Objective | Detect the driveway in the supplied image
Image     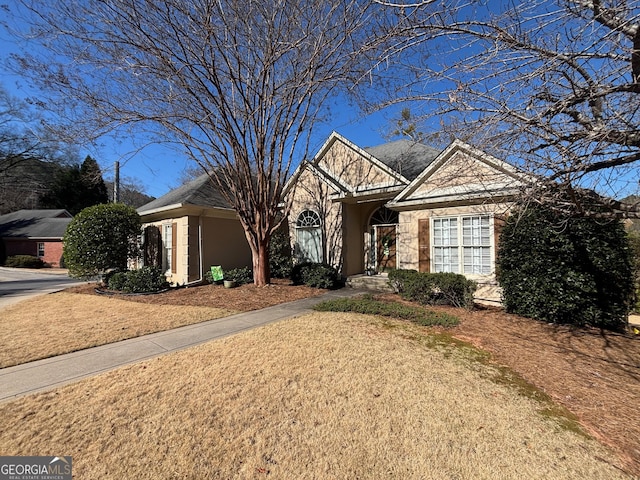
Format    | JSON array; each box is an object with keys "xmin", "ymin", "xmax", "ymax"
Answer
[{"xmin": 0, "ymin": 267, "xmax": 86, "ymax": 309}]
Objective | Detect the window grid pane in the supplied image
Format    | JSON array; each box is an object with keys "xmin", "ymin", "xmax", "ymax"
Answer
[
  {"xmin": 296, "ymin": 228, "xmax": 322, "ymax": 263},
  {"xmin": 463, "ymin": 246, "xmax": 491, "ymax": 274},
  {"xmin": 433, "ymin": 246, "xmax": 459, "ymax": 273},
  {"xmin": 433, "ymin": 218, "xmax": 458, "ymax": 247},
  {"xmin": 163, "ymin": 224, "xmax": 172, "ymax": 272},
  {"xmin": 434, "ymin": 215, "xmax": 491, "ymax": 275}
]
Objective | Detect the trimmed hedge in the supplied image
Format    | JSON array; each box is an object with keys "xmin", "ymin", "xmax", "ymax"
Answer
[
  {"xmin": 314, "ymin": 294, "xmax": 460, "ymax": 327},
  {"xmin": 63, "ymin": 203, "xmax": 141, "ymax": 279},
  {"xmin": 4, "ymin": 255, "xmax": 45, "ymax": 268},
  {"xmin": 388, "ymin": 269, "xmax": 476, "ymax": 308},
  {"xmin": 496, "ymin": 203, "xmax": 634, "ymax": 330},
  {"xmin": 225, "ymin": 266, "xmax": 253, "ymax": 285},
  {"xmin": 291, "ymin": 262, "xmax": 342, "ymax": 289},
  {"xmin": 107, "ymin": 266, "xmax": 169, "ymax": 293},
  {"xmin": 205, "ymin": 266, "xmax": 253, "ymax": 285}
]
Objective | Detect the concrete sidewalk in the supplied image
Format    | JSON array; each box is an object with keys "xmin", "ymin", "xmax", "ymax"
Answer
[{"xmin": 0, "ymin": 288, "xmax": 365, "ymax": 403}]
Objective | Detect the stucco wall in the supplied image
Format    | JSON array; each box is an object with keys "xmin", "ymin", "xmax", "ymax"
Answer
[
  {"xmin": 317, "ymin": 140, "xmax": 399, "ymax": 191},
  {"xmin": 142, "ymin": 214, "xmax": 252, "ymax": 285},
  {"xmin": 201, "ymin": 216, "xmax": 252, "ymax": 273},
  {"xmin": 341, "ymin": 203, "xmax": 365, "ymax": 276}
]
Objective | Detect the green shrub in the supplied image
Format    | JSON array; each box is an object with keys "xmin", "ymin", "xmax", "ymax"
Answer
[
  {"xmin": 629, "ymin": 231, "xmax": 640, "ymax": 313},
  {"xmin": 63, "ymin": 203, "xmax": 141, "ymax": 279},
  {"xmin": 387, "ymin": 269, "xmax": 418, "ymax": 294},
  {"xmin": 107, "ymin": 266, "xmax": 169, "ymax": 293},
  {"xmin": 496, "ymin": 203, "xmax": 634, "ymax": 330},
  {"xmin": 313, "ymin": 294, "xmax": 459, "ymax": 327},
  {"xmin": 269, "ymin": 229, "xmax": 293, "ymax": 278},
  {"xmin": 388, "ymin": 269, "xmax": 476, "ymax": 308},
  {"xmin": 224, "ymin": 266, "xmax": 253, "ymax": 285},
  {"xmin": 107, "ymin": 271, "xmax": 128, "ymax": 291},
  {"xmin": 4, "ymin": 255, "xmax": 45, "ymax": 268},
  {"xmin": 291, "ymin": 262, "xmax": 342, "ymax": 289}
]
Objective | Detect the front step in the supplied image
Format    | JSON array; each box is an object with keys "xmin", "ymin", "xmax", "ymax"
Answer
[{"xmin": 346, "ymin": 273, "xmax": 394, "ymax": 292}]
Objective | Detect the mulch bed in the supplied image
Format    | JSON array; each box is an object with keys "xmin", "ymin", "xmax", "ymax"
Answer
[
  {"xmin": 65, "ymin": 278, "xmax": 326, "ymax": 310},
  {"xmin": 432, "ymin": 303, "xmax": 640, "ymax": 477},
  {"xmin": 65, "ymin": 282, "xmax": 640, "ymax": 476}
]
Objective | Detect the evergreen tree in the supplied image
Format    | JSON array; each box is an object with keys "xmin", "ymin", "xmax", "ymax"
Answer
[
  {"xmin": 80, "ymin": 155, "xmax": 108, "ymax": 207},
  {"xmin": 41, "ymin": 155, "xmax": 108, "ymax": 214}
]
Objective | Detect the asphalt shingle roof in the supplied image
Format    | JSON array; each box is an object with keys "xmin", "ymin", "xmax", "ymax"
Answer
[
  {"xmin": 137, "ymin": 174, "xmax": 232, "ymax": 213},
  {"xmin": 0, "ymin": 209, "xmax": 72, "ymax": 238},
  {"xmin": 364, "ymin": 139, "xmax": 442, "ymax": 181}
]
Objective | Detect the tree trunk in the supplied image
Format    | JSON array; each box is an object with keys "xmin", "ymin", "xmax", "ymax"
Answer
[{"xmin": 250, "ymin": 239, "xmax": 270, "ymax": 287}]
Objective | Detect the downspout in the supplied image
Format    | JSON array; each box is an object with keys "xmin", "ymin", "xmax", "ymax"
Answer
[{"xmin": 185, "ymin": 214, "xmax": 205, "ymax": 286}]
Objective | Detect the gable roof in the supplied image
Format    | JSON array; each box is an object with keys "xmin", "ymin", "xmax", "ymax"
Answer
[
  {"xmin": 0, "ymin": 209, "xmax": 72, "ymax": 239},
  {"xmin": 283, "ymin": 132, "xmax": 410, "ymax": 200},
  {"xmin": 285, "ymin": 132, "xmax": 443, "ymax": 203},
  {"xmin": 364, "ymin": 139, "xmax": 441, "ymax": 181},
  {"xmin": 137, "ymin": 174, "xmax": 232, "ymax": 215},
  {"xmin": 314, "ymin": 132, "xmax": 411, "ymax": 184},
  {"xmin": 388, "ymin": 139, "xmax": 527, "ymax": 209}
]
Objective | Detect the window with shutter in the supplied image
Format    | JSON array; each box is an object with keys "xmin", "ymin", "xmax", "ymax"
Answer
[{"xmin": 431, "ymin": 215, "xmax": 493, "ymax": 275}]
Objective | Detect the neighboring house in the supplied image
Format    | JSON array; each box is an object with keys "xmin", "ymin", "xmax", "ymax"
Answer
[
  {"xmin": 137, "ymin": 174, "xmax": 252, "ymax": 285},
  {"xmin": 283, "ymin": 132, "xmax": 527, "ymax": 302},
  {"xmin": 0, "ymin": 209, "xmax": 73, "ymax": 267}
]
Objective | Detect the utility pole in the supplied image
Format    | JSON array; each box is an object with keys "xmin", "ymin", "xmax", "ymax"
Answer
[{"xmin": 113, "ymin": 160, "xmax": 120, "ymax": 203}]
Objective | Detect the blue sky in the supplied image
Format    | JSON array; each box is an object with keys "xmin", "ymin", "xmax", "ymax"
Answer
[{"xmin": 0, "ymin": 12, "xmax": 399, "ymax": 199}]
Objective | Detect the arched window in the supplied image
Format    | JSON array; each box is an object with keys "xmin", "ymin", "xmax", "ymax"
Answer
[
  {"xmin": 370, "ymin": 206, "xmax": 399, "ymax": 226},
  {"xmin": 297, "ymin": 210, "xmax": 321, "ymax": 228},
  {"xmin": 295, "ymin": 209, "xmax": 322, "ymax": 263}
]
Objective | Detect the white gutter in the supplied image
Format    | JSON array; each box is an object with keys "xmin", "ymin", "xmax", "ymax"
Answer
[{"xmin": 185, "ymin": 214, "xmax": 205, "ymax": 287}]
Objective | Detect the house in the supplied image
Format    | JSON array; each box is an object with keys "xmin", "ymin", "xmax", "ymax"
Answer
[
  {"xmin": 137, "ymin": 174, "xmax": 252, "ymax": 285},
  {"xmin": 0, "ymin": 209, "xmax": 73, "ymax": 267},
  {"xmin": 283, "ymin": 132, "xmax": 527, "ymax": 302}
]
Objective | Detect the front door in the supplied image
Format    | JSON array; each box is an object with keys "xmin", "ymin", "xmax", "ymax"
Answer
[{"xmin": 376, "ymin": 225, "xmax": 397, "ymax": 272}]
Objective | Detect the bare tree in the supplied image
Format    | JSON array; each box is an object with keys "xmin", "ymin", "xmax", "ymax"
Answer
[
  {"xmin": 5, "ymin": 0, "xmax": 397, "ymax": 285},
  {"xmin": 369, "ymin": 0, "xmax": 640, "ymax": 217},
  {"xmin": 0, "ymin": 84, "xmax": 79, "ymax": 212},
  {"xmin": 0, "ymin": 85, "xmax": 49, "ymax": 175}
]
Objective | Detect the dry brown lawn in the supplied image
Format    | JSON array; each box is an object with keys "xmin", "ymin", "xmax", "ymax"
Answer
[
  {"xmin": 419, "ymin": 301, "xmax": 640, "ymax": 478},
  {"xmin": 0, "ymin": 292, "xmax": 233, "ymax": 368},
  {"xmin": 0, "ymin": 280, "xmax": 324, "ymax": 368},
  {"xmin": 0, "ymin": 312, "xmax": 631, "ymax": 479},
  {"xmin": 0, "ymin": 285, "xmax": 640, "ymax": 478}
]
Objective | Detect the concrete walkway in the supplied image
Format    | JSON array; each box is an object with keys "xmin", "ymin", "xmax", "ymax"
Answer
[{"xmin": 0, "ymin": 288, "xmax": 365, "ymax": 403}]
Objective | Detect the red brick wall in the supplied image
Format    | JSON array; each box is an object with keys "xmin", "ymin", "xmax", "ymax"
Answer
[
  {"xmin": 4, "ymin": 239, "xmax": 65, "ymax": 267},
  {"xmin": 42, "ymin": 241, "xmax": 64, "ymax": 267}
]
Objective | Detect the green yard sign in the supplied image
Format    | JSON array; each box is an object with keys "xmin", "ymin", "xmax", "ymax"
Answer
[{"xmin": 210, "ymin": 265, "xmax": 224, "ymax": 281}]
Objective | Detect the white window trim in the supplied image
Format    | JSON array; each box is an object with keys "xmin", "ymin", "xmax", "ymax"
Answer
[
  {"xmin": 295, "ymin": 209, "xmax": 322, "ymax": 263},
  {"xmin": 162, "ymin": 223, "xmax": 173, "ymax": 275},
  {"xmin": 431, "ymin": 214, "xmax": 494, "ymax": 278},
  {"xmin": 37, "ymin": 242, "xmax": 45, "ymax": 258}
]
